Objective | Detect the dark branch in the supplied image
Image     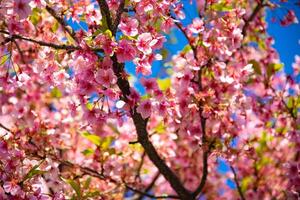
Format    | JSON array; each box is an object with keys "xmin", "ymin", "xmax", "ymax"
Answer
[
  {"xmin": 125, "ymin": 184, "xmax": 180, "ymax": 199},
  {"xmin": 135, "ymin": 151, "xmax": 146, "ymax": 180},
  {"xmin": 242, "ymin": 1, "xmax": 266, "ymax": 36},
  {"xmin": 0, "ymin": 30, "xmax": 80, "ymax": 50},
  {"xmin": 192, "ymin": 140, "xmax": 214, "ymax": 197},
  {"xmin": 0, "ymin": 123, "xmax": 12, "ymax": 133},
  {"xmin": 0, "ymin": 30, "xmax": 103, "ymax": 53},
  {"xmin": 97, "ymin": 0, "xmax": 113, "ymax": 30},
  {"xmin": 113, "ymin": 0, "xmax": 125, "ymax": 35},
  {"xmin": 95, "ymin": 1, "xmax": 193, "ymax": 198},
  {"xmin": 12, "ymin": 40, "xmax": 26, "ymax": 64},
  {"xmin": 136, "ymin": 172, "xmax": 160, "ymax": 200},
  {"xmin": 45, "ymin": 5, "xmax": 78, "ymax": 43},
  {"xmin": 230, "ymin": 166, "xmax": 246, "ymax": 200}
]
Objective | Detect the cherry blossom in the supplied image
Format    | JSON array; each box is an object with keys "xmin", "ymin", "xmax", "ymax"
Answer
[
  {"xmin": 13, "ymin": 0, "xmax": 31, "ymax": 19},
  {"xmin": 0, "ymin": 0, "xmax": 299, "ymax": 199}
]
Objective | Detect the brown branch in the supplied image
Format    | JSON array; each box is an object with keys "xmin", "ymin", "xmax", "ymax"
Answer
[
  {"xmin": 125, "ymin": 184, "xmax": 180, "ymax": 199},
  {"xmin": 0, "ymin": 30, "xmax": 80, "ymax": 50},
  {"xmin": 135, "ymin": 151, "xmax": 146, "ymax": 180},
  {"xmin": 173, "ymin": 19, "xmax": 198, "ymax": 58},
  {"xmin": 192, "ymin": 140, "xmax": 214, "ymax": 198},
  {"xmin": 32, "ymin": 152, "xmax": 119, "ymax": 185},
  {"xmin": 45, "ymin": 5, "xmax": 78, "ymax": 43},
  {"xmin": 113, "ymin": 0, "xmax": 125, "ymax": 35},
  {"xmin": 95, "ymin": 2, "xmax": 193, "ymax": 198},
  {"xmin": 242, "ymin": 1, "xmax": 266, "ymax": 37},
  {"xmin": 0, "ymin": 123, "xmax": 12, "ymax": 133},
  {"xmin": 97, "ymin": 0, "xmax": 113, "ymax": 30},
  {"xmin": 0, "ymin": 30, "xmax": 103, "ymax": 53},
  {"xmin": 12, "ymin": 40, "xmax": 26, "ymax": 64},
  {"xmin": 136, "ymin": 172, "xmax": 160, "ymax": 200},
  {"xmin": 230, "ymin": 166, "xmax": 246, "ymax": 200}
]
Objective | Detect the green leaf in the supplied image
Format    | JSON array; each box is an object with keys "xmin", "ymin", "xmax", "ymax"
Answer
[
  {"xmin": 287, "ymin": 97, "xmax": 294, "ymax": 109},
  {"xmin": 182, "ymin": 45, "xmax": 192, "ymax": 53},
  {"xmin": 241, "ymin": 176, "xmax": 253, "ymax": 192},
  {"xmin": 66, "ymin": 33, "xmax": 76, "ymax": 45},
  {"xmin": 267, "ymin": 63, "xmax": 284, "ymax": 78},
  {"xmin": 51, "ymin": 21, "xmax": 59, "ymax": 32},
  {"xmin": 82, "ymin": 131, "xmax": 101, "ymax": 146},
  {"xmin": 83, "ymin": 177, "xmax": 92, "ymax": 189},
  {"xmin": 84, "ymin": 191, "xmax": 101, "ymax": 198},
  {"xmin": 160, "ymin": 48, "xmax": 168, "ymax": 60},
  {"xmin": 100, "ymin": 136, "xmax": 114, "ymax": 150},
  {"xmin": 211, "ymin": 1, "xmax": 233, "ymax": 11},
  {"xmin": 86, "ymin": 102, "xmax": 93, "ymax": 111},
  {"xmin": 100, "ymin": 15, "xmax": 108, "ymax": 31},
  {"xmin": 92, "ymin": 29, "xmax": 102, "ymax": 38},
  {"xmin": 157, "ymin": 78, "xmax": 171, "ymax": 91},
  {"xmin": 104, "ymin": 29, "xmax": 112, "ymax": 38},
  {"xmin": 249, "ymin": 60, "xmax": 261, "ymax": 75},
  {"xmin": 29, "ymin": 8, "xmax": 41, "ymax": 26},
  {"xmin": 51, "ymin": 87, "xmax": 62, "ymax": 98},
  {"xmin": 64, "ymin": 179, "xmax": 82, "ymax": 199},
  {"xmin": 107, "ymin": 148, "xmax": 116, "ymax": 155},
  {"xmin": 0, "ymin": 54, "xmax": 10, "ymax": 66},
  {"xmin": 23, "ymin": 161, "xmax": 46, "ymax": 182},
  {"xmin": 81, "ymin": 148, "xmax": 94, "ymax": 156},
  {"xmin": 154, "ymin": 122, "xmax": 166, "ymax": 134}
]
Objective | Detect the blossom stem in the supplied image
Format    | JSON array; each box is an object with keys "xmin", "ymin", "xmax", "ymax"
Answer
[{"xmin": 230, "ymin": 166, "xmax": 246, "ymax": 200}]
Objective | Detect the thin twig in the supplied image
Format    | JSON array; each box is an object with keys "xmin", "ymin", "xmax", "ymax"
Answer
[
  {"xmin": 113, "ymin": 0, "xmax": 125, "ymax": 35},
  {"xmin": 230, "ymin": 166, "xmax": 246, "ymax": 200},
  {"xmin": 125, "ymin": 184, "xmax": 180, "ymax": 199},
  {"xmin": 45, "ymin": 5, "xmax": 78, "ymax": 43},
  {"xmin": 136, "ymin": 172, "xmax": 160, "ymax": 200},
  {"xmin": 0, "ymin": 30, "xmax": 103, "ymax": 52},
  {"xmin": 135, "ymin": 151, "xmax": 146, "ymax": 180},
  {"xmin": 0, "ymin": 123, "xmax": 12, "ymax": 133}
]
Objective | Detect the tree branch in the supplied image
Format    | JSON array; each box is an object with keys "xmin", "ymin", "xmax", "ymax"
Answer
[
  {"xmin": 113, "ymin": 0, "xmax": 125, "ymax": 35},
  {"xmin": 45, "ymin": 5, "xmax": 78, "ymax": 43},
  {"xmin": 230, "ymin": 166, "xmax": 246, "ymax": 200},
  {"xmin": 0, "ymin": 30, "xmax": 103, "ymax": 52},
  {"xmin": 0, "ymin": 123, "xmax": 12, "ymax": 133},
  {"xmin": 0, "ymin": 30, "xmax": 80, "ymax": 50},
  {"xmin": 192, "ymin": 140, "xmax": 214, "ymax": 198},
  {"xmin": 136, "ymin": 172, "xmax": 160, "ymax": 200},
  {"xmin": 125, "ymin": 184, "xmax": 180, "ymax": 199},
  {"xmin": 242, "ymin": 1, "xmax": 266, "ymax": 37},
  {"xmin": 95, "ymin": 1, "xmax": 193, "ymax": 198},
  {"xmin": 12, "ymin": 40, "xmax": 26, "ymax": 64},
  {"xmin": 97, "ymin": 0, "xmax": 113, "ymax": 30},
  {"xmin": 135, "ymin": 151, "xmax": 146, "ymax": 180}
]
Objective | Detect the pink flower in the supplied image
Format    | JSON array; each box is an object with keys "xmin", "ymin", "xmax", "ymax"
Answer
[
  {"xmin": 156, "ymin": 101, "xmax": 168, "ymax": 116},
  {"xmin": 140, "ymin": 77, "xmax": 158, "ymax": 93},
  {"xmin": 134, "ymin": 54, "xmax": 156, "ymax": 75},
  {"xmin": 3, "ymin": 181, "xmax": 22, "ymax": 196},
  {"xmin": 95, "ymin": 69, "xmax": 116, "ymax": 88},
  {"xmin": 116, "ymin": 40, "xmax": 136, "ymax": 62},
  {"xmin": 137, "ymin": 100, "xmax": 152, "ymax": 119},
  {"xmin": 128, "ymin": 88, "xmax": 140, "ymax": 107},
  {"xmin": 280, "ymin": 10, "xmax": 298, "ymax": 26},
  {"xmin": 13, "ymin": 0, "xmax": 31, "ymax": 19},
  {"xmin": 119, "ymin": 17, "xmax": 139, "ymax": 37},
  {"xmin": 161, "ymin": 17, "xmax": 174, "ymax": 33},
  {"xmin": 102, "ymin": 56, "xmax": 113, "ymax": 70},
  {"xmin": 189, "ymin": 18, "xmax": 204, "ymax": 34},
  {"xmin": 7, "ymin": 17, "xmax": 23, "ymax": 34},
  {"xmin": 136, "ymin": 33, "xmax": 157, "ymax": 55},
  {"xmin": 95, "ymin": 35, "xmax": 117, "ymax": 56}
]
